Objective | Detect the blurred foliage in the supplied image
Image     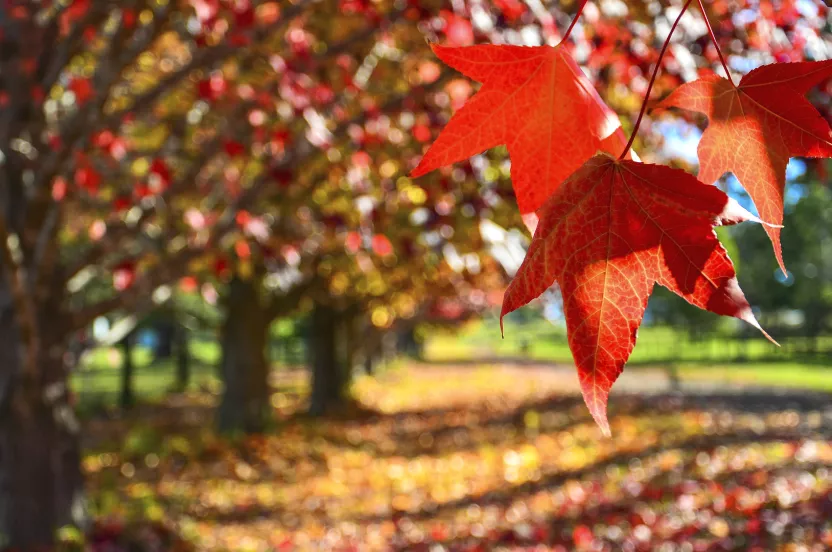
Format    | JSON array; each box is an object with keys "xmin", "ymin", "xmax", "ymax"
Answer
[{"xmin": 732, "ymin": 177, "xmax": 832, "ymax": 342}]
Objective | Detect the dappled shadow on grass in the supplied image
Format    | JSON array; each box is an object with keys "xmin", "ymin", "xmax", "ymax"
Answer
[{"xmin": 82, "ymin": 364, "xmax": 832, "ymax": 551}]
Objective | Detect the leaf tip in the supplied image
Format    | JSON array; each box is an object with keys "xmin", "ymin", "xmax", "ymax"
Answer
[
  {"xmin": 741, "ymin": 308, "xmax": 779, "ymax": 347},
  {"xmin": 759, "ymin": 220, "xmax": 784, "ymax": 229},
  {"xmin": 651, "ymin": 96, "xmax": 672, "ymax": 112},
  {"xmin": 770, "ymin": 238, "xmax": 788, "ymax": 280},
  {"xmin": 521, "ymin": 212, "xmax": 539, "ymax": 235},
  {"xmin": 426, "ymin": 41, "xmax": 444, "ymax": 56},
  {"xmin": 760, "ymin": 327, "xmax": 780, "ymax": 347},
  {"xmin": 581, "ymin": 384, "xmax": 613, "ymax": 437},
  {"xmin": 410, "ymin": 163, "xmax": 429, "ymax": 179},
  {"xmin": 776, "ymin": 256, "xmax": 788, "ymax": 280},
  {"xmin": 593, "ymin": 411, "xmax": 612, "ymax": 438}
]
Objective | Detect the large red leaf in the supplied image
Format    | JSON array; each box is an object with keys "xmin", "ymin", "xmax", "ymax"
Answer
[
  {"xmin": 501, "ymin": 154, "xmax": 771, "ymax": 435},
  {"xmin": 655, "ymin": 60, "xmax": 832, "ymax": 273},
  {"xmin": 411, "ymin": 44, "xmax": 628, "ymax": 216}
]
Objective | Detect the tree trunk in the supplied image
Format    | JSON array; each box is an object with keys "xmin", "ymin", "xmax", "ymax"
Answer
[
  {"xmin": 381, "ymin": 331, "xmax": 398, "ymax": 365},
  {"xmin": 217, "ymin": 277, "xmax": 271, "ymax": 434},
  {"xmin": 398, "ymin": 326, "xmax": 423, "ymax": 360},
  {"xmin": 363, "ymin": 354, "xmax": 374, "ymax": 376},
  {"xmin": 361, "ymin": 326, "xmax": 383, "ymax": 376},
  {"xmin": 0, "ymin": 311, "xmax": 86, "ymax": 550},
  {"xmin": 153, "ymin": 319, "xmax": 174, "ymax": 360},
  {"xmin": 174, "ymin": 324, "xmax": 190, "ymax": 393},
  {"xmin": 119, "ymin": 334, "xmax": 135, "ymax": 409},
  {"xmin": 308, "ymin": 304, "xmax": 350, "ymax": 416}
]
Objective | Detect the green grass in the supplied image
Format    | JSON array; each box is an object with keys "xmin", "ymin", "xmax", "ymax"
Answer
[
  {"xmin": 423, "ymin": 317, "xmax": 832, "ymax": 392},
  {"xmin": 70, "ymin": 318, "xmax": 831, "ymax": 413},
  {"xmin": 677, "ymin": 362, "xmax": 832, "ymax": 392},
  {"xmin": 426, "ymin": 317, "xmax": 796, "ymax": 365},
  {"xmin": 72, "ymin": 339, "xmax": 222, "ymax": 409}
]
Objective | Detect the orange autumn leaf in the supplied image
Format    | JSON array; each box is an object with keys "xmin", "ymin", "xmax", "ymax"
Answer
[
  {"xmin": 655, "ymin": 60, "xmax": 832, "ymax": 273},
  {"xmin": 501, "ymin": 154, "xmax": 773, "ymax": 435},
  {"xmin": 411, "ymin": 43, "xmax": 629, "ymax": 216}
]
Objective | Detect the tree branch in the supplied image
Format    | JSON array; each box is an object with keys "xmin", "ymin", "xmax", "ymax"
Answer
[
  {"xmin": 0, "ymin": 215, "xmax": 41, "ymax": 382},
  {"xmin": 265, "ymin": 276, "xmax": 319, "ymax": 321},
  {"xmin": 69, "ymin": 246, "xmax": 204, "ymax": 332},
  {"xmin": 60, "ymin": 98, "xmax": 256, "ymax": 283},
  {"xmin": 39, "ymin": 1, "xmax": 116, "ymax": 92}
]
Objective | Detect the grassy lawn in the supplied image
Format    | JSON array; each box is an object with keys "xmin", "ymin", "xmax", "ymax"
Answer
[
  {"xmin": 677, "ymin": 361, "xmax": 832, "ymax": 392},
  {"xmin": 424, "ymin": 317, "xmax": 832, "ymax": 392},
  {"xmin": 71, "ymin": 317, "xmax": 831, "ymax": 414},
  {"xmin": 426, "ymin": 317, "xmax": 787, "ymax": 364},
  {"xmin": 72, "ymin": 339, "xmax": 222, "ymax": 409}
]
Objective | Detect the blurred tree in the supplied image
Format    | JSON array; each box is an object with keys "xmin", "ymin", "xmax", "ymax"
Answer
[
  {"xmin": 119, "ymin": 332, "xmax": 136, "ymax": 410},
  {"xmin": 188, "ymin": 4, "xmax": 528, "ymax": 422},
  {"xmin": 173, "ymin": 318, "xmax": 191, "ymax": 392},
  {"xmin": 733, "ymin": 173, "xmax": 832, "ymax": 352},
  {"xmin": 0, "ymin": 0, "xmax": 415, "ymax": 545},
  {"xmin": 216, "ymin": 273, "xmax": 271, "ymax": 432}
]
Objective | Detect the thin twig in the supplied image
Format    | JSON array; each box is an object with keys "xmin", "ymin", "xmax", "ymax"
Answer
[
  {"xmin": 696, "ymin": 0, "xmax": 735, "ymax": 85},
  {"xmin": 619, "ymin": 0, "xmax": 695, "ymax": 160},
  {"xmin": 561, "ymin": 0, "xmax": 588, "ymax": 43}
]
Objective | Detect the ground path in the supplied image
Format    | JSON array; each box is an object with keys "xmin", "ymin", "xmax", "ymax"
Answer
[{"xmin": 82, "ymin": 361, "xmax": 832, "ymax": 551}]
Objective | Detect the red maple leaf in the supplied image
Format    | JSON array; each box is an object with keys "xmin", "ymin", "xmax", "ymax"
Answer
[
  {"xmin": 74, "ymin": 165, "xmax": 100, "ymax": 193},
  {"xmin": 501, "ymin": 154, "xmax": 773, "ymax": 435},
  {"xmin": 655, "ymin": 60, "xmax": 832, "ymax": 273},
  {"xmin": 113, "ymin": 261, "xmax": 136, "ymax": 291},
  {"xmin": 224, "ymin": 140, "xmax": 245, "ymax": 157},
  {"xmin": 68, "ymin": 77, "xmax": 94, "ymax": 105},
  {"xmin": 411, "ymin": 44, "xmax": 629, "ymax": 216},
  {"xmin": 148, "ymin": 158, "xmax": 171, "ymax": 192},
  {"xmin": 371, "ymin": 234, "xmax": 394, "ymax": 257}
]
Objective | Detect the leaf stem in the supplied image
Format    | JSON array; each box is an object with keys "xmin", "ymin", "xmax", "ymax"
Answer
[
  {"xmin": 697, "ymin": 0, "xmax": 735, "ymax": 85},
  {"xmin": 562, "ymin": 0, "xmax": 587, "ymax": 43},
  {"xmin": 619, "ymin": 0, "xmax": 695, "ymax": 160}
]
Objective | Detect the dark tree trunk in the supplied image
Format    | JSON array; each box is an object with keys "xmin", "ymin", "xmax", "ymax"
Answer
[
  {"xmin": 174, "ymin": 324, "xmax": 190, "ymax": 393},
  {"xmin": 119, "ymin": 334, "xmax": 135, "ymax": 409},
  {"xmin": 805, "ymin": 316, "xmax": 822, "ymax": 357},
  {"xmin": 154, "ymin": 319, "xmax": 174, "ymax": 360},
  {"xmin": 0, "ymin": 310, "xmax": 86, "ymax": 550},
  {"xmin": 361, "ymin": 326, "xmax": 383, "ymax": 376},
  {"xmin": 308, "ymin": 304, "xmax": 350, "ymax": 416},
  {"xmin": 381, "ymin": 331, "xmax": 398, "ymax": 364},
  {"xmin": 217, "ymin": 277, "xmax": 271, "ymax": 434},
  {"xmin": 364, "ymin": 350, "xmax": 376, "ymax": 375},
  {"xmin": 398, "ymin": 326, "xmax": 423, "ymax": 360}
]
